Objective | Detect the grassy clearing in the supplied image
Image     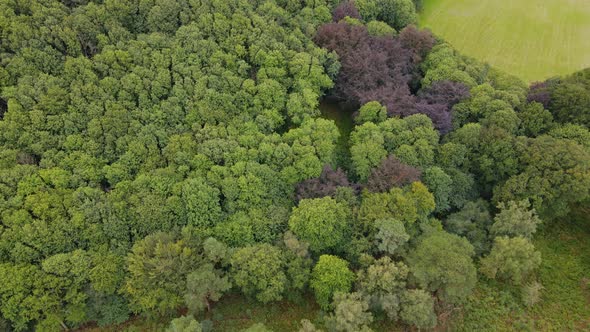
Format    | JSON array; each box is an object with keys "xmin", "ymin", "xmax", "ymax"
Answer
[
  {"xmin": 198, "ymin": 293, "xmax": 401, "ymax": 331},
  {"xmin": 199, "ymin": 294, "xmax": 321, "ymax": 331},
  {"xmin": 455, "ymin": 208, "xmax": 590, "ymax": 331},
  {"xmin": 419, "ymin": 0, "xmax": 590, "ymax": 82},
  {"xmin": 320, "ymin": 99, "xmax": 355, "ymax": 173},
  {"xmin": 527, "ymin": 208, "xmax": 590, "ymax": 330}
]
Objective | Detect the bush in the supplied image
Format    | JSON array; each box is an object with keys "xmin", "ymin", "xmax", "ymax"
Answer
[{"xmin": 521, "ymin": 281, "xmax": 543, "ymax": 307}]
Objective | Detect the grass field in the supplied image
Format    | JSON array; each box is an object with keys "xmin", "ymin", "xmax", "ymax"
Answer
[{"xmin": 420, "ymin": 0, "xmax": 590, "ymax": 82}]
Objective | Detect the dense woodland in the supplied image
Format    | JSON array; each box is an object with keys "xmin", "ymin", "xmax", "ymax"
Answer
[{"xmin": 0, "ymin": 0, "xmax": 589, "ymax": 331}]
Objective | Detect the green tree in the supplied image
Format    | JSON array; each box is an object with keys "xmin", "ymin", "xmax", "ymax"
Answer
[
  {"xmin": 357, "ymin": 257, "xmax": 409, "ymax": 295},
  {"xmin": 282, "ymin": 232, "xmax": 313, "ymax": 296},
  {"xmin": 242, "ymin": 323, "xmax": 274, "ymax": 332},
  {"xmin": 202, "ymin": 237, "xmax": 230, "ymax": 265},
  {"xmin": 548, "ymin": 123, "xmax": 590, "ymax": 149},
  {"xmin": 123, "ymin": 232, "xmax": 200, "ymax": 316},
  {"xmin": 388, "ymin": 0, "xmax": 418, "ymax": 30},
  {"xmin": 0, "ymin": 263, "xmax": 47, "ymax": 331},
  {"xmin": 358, "ymin": 182, "xmax": 435, "ymax": 229},
  {"xmin": 0, "ymin": 248, "xmax": 103, "ymax": 330},
  {"xmin": 366, "ymin": 21, "xmax": 397, "ymax": 37},
  {"xmin": 549, "ymin": 69, "xmax": 590, "ymax": 127},
  {"xmin": 356, "ymin": 0, "xmax": 418, "ymax": 30},
  {"xmin": 310, "ymin": 255, "xmax": 355, "ymax": 310},
  {"xmin": 166, "ymin": 316, "xmax": 202, "ymax": 332},
  {"xmin": 422, "ymin": 166, "xmax": 452, "ymax": 213},
  {"xmin": 299, "ymin": 319, "xmax": 324, "ymax": 332},
  {"xmin": 380, "ymin": 115, "xmax": 439, "ymax": 168},
  {"xmin": 399, "ymin": 289, "xmax": 437, "ymax": 329},
  {"xmin": 350, "ymin": 115, "xmax": 439, "ymax": 180},
  {"xmin": 521, "ymin": 281, "xmax": 543, "ymax": 307},
  {"xmin": 356, "ymin": 257, "xmax": 408, "ymax": 318},
  {"xmin": 517, "ymin": 102, "xmax": 554, "ymax": 137},
  {"xmin": 493, "ymin": 136, "xmax": 590, "ymax": 220},
  {"xmin": 421, "ymin": 43, "xmax": 481, "ymax": 88},
  {"xmin": 444, "ymin": 200, "xmax": 493, "ymax": 256},
  {"xmin": 185, "ymin": 263, "xmax": 231, "ymax": 314},
  {"xmin": 448, "ymin": 124, "xmax": 521, "ymax": 192},
  {"xmin": 350, "ymin": 122, "xmax": 387, "ymax": 181},
  {"xmin": 480, "ymin": 236, "xmax": 542, "ymax": 285},
  {"xmin": 181, "ymin": 178, "xmax": 222, "ymax": 228},
  {"xmin": 408, "ymin": 231, "xmax": 477, "ymax": 304},
  {"xmin": 451, "ymin": 83, "xmax": 522, "ymax": 128},
  {"xmin": 230, "ymin": 244, "xmax": 287, "ymax": 303},
  {"xmin": 490, "ymin": 200, "xmax": 541, "ymax": 239},
  {"xmin": 289, "ymin": 197, "xmax": 351, "ymax": 255},
  {"xmin": 40, "ymin": 250, "xmax": 92, "ymax": 327},
  {"xmin": 374, "ymin": 219, "xmax": 410, "ymax": 255},
  {"xmin": 0, "ymin": 254, "xmax": 92, "ymax": 332},
  {"xmin": 355, "ymin": 101, "xmax": 387, "ymax": 125},
  {"xmin": 328, "ymin": 292, "xmax": 374, "ymax": 332}
]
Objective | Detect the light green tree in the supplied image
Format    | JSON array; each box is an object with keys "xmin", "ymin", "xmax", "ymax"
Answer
[
  {"xmin": 166, "ymin": 316, "xmax": 202, "ymax": 332},
  {"xmin": 374, "ymin": 219, "xmax": 410, "ymax": 255},
  {"xmin": 310, "ymin": 255, "xmax": 355, "ymax": 310},
  {"xmin": 289, "ymin": 197, "xmax": 351, "ymax": 255},
  {"xmin": 480, "ymin": 236, "xmax": 541, "ymax": 285},
  {"xmin": 355, "ymin": 101, "xmax": 387, "ymax": 125},
  {"xmin": 491, "ymin": 200, "xmax": 541, "ymax": 239}
]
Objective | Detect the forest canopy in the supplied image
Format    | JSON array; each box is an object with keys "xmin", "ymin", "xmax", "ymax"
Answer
[{"xmin": 0, "ymin": 0, "xmax": 589, "ymax": 331}]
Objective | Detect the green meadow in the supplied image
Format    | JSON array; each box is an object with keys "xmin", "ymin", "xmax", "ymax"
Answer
[{"xmin": 420, "ymin": 0, "xmax": 590, "ymax": 82}]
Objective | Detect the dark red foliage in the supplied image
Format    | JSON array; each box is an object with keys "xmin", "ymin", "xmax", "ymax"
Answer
[
  {"xmin": 527, "ymin": 81, "xmax": 552, "ymax": 109},
  {"xmin": 315, "ymin": 23, "xmax": 412, "ymax": 105},
  {"xmin": 414, "ymin": 80, "xmax": 470, "ymax": 133},
  {"xmin": 366, "ymin": 155, "xmax": 422, "ymax": 193},
  {"xmin": 332, "ymin": 1, "xmax": 361, "ymax": 22},
  {"xmin": 296, "ymin": 165, "xmax": 357, "ymax": 201},
  {"xmin": 360, "ymin": 85, "xmax": 420, "ymax": 120},
  {"xmin": 314, "ymin": 22, "xmax": 438, "ymax": 128},
  {"xmin": 413, "ymin": 102, "xmax": 451, "ymax": 133},
  {"xmin": 399, "ymin": 25, "xmax": 436, "ymax": 64},
  {"xmin": 418, "ymin": 80, "xmax": 470, "ymax": 106}
]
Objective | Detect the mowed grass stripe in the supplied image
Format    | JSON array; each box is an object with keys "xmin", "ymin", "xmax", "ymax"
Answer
[{"xmin": 420, "ymin": 0, "xmax": 590, "ymax": 82}]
